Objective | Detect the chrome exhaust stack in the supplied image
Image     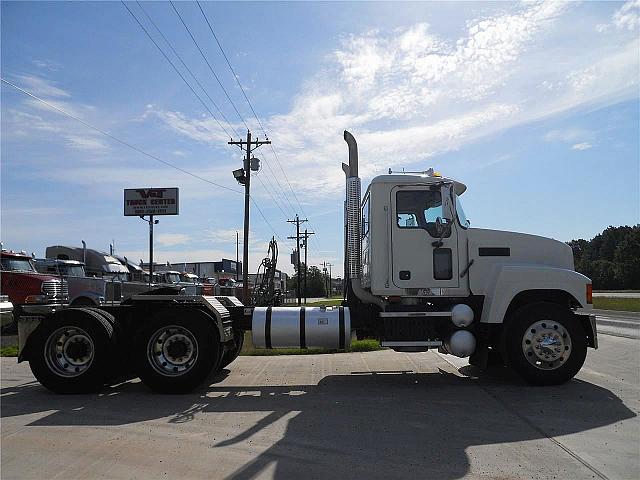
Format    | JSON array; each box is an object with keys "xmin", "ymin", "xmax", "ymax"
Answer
[{"xmin": 342, "ymin": 131, "xmax": 385, "ymax": 309}]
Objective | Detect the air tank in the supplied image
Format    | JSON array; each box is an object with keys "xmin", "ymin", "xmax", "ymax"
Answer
[
  {"xmin": 252, "ymin": 306, "xmax": 351, "ymax": 350},
  {"xmin": 444, "ymin": 330, "xmax": 476, "ymax": 358}
]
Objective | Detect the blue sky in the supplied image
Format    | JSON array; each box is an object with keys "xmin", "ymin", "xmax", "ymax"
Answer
[{"xmin": 1, "ymin": 1, "xmax": 639, "ymax": 276}]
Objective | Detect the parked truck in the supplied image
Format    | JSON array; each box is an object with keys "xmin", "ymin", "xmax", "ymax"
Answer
[
  {"xmin": 1, "ymin": 249, "xmax": 68, "ymax": 334},
  {"xmin": 45, "ymin": 245, "xmax": 156, "ymax": 301},
  {"xmin": 34, "ymin": 258, "xmax": 123, "ymax": 306},
  {"xmin": 15, "ymin": 131, "xmax": 596, "ymax": 393}
]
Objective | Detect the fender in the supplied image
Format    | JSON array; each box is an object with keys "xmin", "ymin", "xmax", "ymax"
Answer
[
  {"xmin": 70, "ymin": 291, "xmax": 103, "ymax": 306},
  {"xmin": 477, "ymin": 264, "xmax": 591, "ymax": 324}
]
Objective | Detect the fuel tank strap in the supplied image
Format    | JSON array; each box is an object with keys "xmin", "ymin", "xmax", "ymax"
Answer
[
  {"xmin": 265, "ymin": 306, "xmax": 272, "ymax": 349},
  {"xmin": 339, "ymin": 307, "xmax": 345, "ymax": 349},
  {"xmin": 299, "ymin": 307, "xmax": 306, "ymax": 348}
]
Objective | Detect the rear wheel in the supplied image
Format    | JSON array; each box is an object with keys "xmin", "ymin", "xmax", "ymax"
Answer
[
  {"xmin": 505, "ymin": 302, "xmax": 587, "ymax": 385},
  {"xmin": 134, "ymin": 311, "xmax": 221, "ymax": 393},
  {"xmin": 28, "ymin": 308, "xmax": 115, "ymax": 393}
]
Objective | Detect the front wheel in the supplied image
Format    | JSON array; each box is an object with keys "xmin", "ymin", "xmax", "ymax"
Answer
[
  {"xmin": 505, "ymin": 302, "xmax": 587, "ymax": 385},
  {"xmin": 134, "ymin": 311, "xmax": 221, "ymax": 393}
]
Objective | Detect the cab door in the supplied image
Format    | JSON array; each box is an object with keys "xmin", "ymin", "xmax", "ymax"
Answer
[{"xmin": 391, "ymin": 184, "xmax": 459, "ymax": 289}]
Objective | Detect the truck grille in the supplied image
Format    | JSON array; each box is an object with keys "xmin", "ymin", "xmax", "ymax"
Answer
[{"xmin": 42, "ymin": 279, "xmax": 69, "ymax": 300}]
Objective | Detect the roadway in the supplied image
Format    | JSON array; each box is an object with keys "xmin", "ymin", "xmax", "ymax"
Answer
[{"xmin": 1, "ymin": 311, "xmax": 638, "ymax": 480}]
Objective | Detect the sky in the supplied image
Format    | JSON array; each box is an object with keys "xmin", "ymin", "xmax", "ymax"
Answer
[{"xmin": 1, "ymin": 0, "xmax": 639, "ymax": 277}]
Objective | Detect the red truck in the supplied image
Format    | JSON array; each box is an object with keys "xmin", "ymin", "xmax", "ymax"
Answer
[{"xmin": 0, "ymin": 249, "xmax": 68, "ymax": 333}]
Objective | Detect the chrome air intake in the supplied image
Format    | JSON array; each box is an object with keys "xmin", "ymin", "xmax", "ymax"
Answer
[{"xmin": 252, "ymin": 306, "xmax": 351, "ymax": 350}]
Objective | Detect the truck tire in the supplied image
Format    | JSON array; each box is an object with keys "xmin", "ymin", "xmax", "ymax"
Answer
[
  {"xmin": 505, "ymin": 302, "xmax": 587, "ymax": 385},
  {"xmin": 219, "ymin": 330, "xmax": 245, "ymax": 370},
  {"xmin": 28, "ymin": 308, "xmax": 115, "ymax": 393},
  {"xmin": 134, "ymin": 310, "xmax": 221, "ymax": 393}
]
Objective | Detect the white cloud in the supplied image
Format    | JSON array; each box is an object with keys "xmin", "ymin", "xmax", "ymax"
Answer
[
  {"xmin": 31, "ymin": 59, "xmax": 62, "ymax": 72},
  {"xmin": 157, "ymin": 233, "xmax": 190, "ymax": 246},
  {"xmin": 544, "ymin": 128, "xmax": 591, "ymax": 143},
  {"xmin": 153, "ymin": 0, "xmax": 640, "ymax": 203},
  {"xmin": 571, "ymin": 142, "xmax": 593, "ymax": 151},
  {"xmin": 15, "ymin": 75, "xmax": 70, "ymax": 98},
  {"xmin": 613, "ymin": 0, "xmax": 640, "ymax": 30},
  {"xmin": 65, "ymin": 134, "xmax": 108, "ymax": 152}
]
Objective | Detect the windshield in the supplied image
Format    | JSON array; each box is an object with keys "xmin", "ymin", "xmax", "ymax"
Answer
[
  {"xmin": 61, "ymin": 265, "xmax": 86, "ymax": 277},
  {"xmin": 165, "ymin": 273, "xmax": 181, "ymax": 283},
  {"xmin": 456, "ymin": 195, "xmax": 470, "ymax": 229},
  {"xmin": 1, "ymin": 257, "xmax": 36, "ymax": 272}
]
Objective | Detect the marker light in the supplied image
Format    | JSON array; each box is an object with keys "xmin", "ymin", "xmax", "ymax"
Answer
[{"xmin": 586, "ymin": 284, "xmax": 593, "ymax": 304}]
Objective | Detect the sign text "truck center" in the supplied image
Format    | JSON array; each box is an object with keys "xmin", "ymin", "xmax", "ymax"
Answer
[{"xmin": 124, "ymin": 188, "xmax": 179, "ymax": 216}]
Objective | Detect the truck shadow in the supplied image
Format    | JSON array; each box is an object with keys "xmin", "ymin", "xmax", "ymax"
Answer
[{"xmin": 1, "ymin": 366, "xmax": 635, "ymax": 480}]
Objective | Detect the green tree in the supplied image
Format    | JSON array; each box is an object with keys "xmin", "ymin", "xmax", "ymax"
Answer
[
  {"xmin": 568, "ymin": 225, "xmax": 639, "ymax": 290},
  {"xmin": 287, "ymin": 263, "xmax": 327, "ymax": 298}
]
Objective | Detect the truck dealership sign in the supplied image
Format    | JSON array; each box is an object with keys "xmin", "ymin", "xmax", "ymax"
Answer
[{"xmin": 124, "ymin": 188, "xmax": 179, "ymax": 216}]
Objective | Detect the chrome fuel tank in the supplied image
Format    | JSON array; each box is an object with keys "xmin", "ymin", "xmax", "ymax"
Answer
[{"xmin": 252, "ymin": 306, "xmax": 351, "ymax": 350}]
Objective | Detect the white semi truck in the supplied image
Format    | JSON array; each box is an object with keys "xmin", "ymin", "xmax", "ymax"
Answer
[{"xmin": 16, "ymin": 131, "xmax": 597, "ymax": 393}]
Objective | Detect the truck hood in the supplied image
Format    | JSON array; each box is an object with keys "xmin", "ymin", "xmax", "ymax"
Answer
[{"xmin": 467, "ymin": 228, "xmax": 574, "ymax": 270}]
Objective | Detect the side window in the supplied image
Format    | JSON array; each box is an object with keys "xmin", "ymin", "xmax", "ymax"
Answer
[
  {"xmin": 362, "ymin": 194, "xmax": 370, "ymax": 237},
  {"xmin": 396, "ymin": 189, "xmax": 446, "ymax": 237}
]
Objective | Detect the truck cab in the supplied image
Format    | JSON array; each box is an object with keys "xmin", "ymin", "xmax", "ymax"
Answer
[
  {"xmin": 1, "ymin": 249, "xmax": 68, "ymax": 332},
  {"xmin": 342, "ymin": 130, "xmax": 596, "ymax": 385}
]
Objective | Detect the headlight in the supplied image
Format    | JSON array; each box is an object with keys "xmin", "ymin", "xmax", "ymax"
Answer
[{"xmin": 25, "ymin": 294, "xmax": 48, "ymax": 304}]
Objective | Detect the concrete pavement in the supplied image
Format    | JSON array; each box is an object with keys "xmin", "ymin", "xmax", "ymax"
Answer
[{"xmin": 1, "ymin": 319, "xmax": 639, "ymax": 479}]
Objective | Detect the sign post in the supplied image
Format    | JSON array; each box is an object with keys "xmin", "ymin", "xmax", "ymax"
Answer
[{"xmin": 124, "ymin": 188, "xmax": 179, "ymax": 289}]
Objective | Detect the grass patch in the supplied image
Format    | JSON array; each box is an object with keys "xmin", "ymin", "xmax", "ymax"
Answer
[
  {"xmin": 304, "ymin": 299, "xmax": 343, "ymax": 307},
  {"xmin": 593, "ymin": 297, "xmax": 640, "ymax": 312},
  {"xmin": 241, "ymin": 338, "xmax": 382, "ymax": 356},
  {"xmin": 0, "ymin": 345, "xmax": 18, "ymax": 357}
]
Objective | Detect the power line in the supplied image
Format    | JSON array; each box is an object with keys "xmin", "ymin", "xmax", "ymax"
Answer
[
  {"xmin": 127, "ymin": 1, "xmax": 293, "ymax": 228},
  {"xmin": 2, "ymin": 77, "xmax": 294, "ymax": 246},
  {"xmin": 196, "ymin": 0, "xmax": 266, "ymax": 134},
  {"xmin": 134, "ymin": 1, "xmax": 239, "ymax": 138},
  {"xmin": 120, "ymin": 1, "xmax": 234, "ymax": 139},
  {"xmin": 0, "ymin": 77, "xmax": 241, "ymax": 194},
  {"xmin": 195, "ymin": 2, "xmax": 298, "ymax": 218},
  {"xmin": 193, "ymin": 3, "xmax": 318, "ymax": 241},
  {"xmin": 170, "ymin": 0, "xmax": 250, "ymax": 131}
]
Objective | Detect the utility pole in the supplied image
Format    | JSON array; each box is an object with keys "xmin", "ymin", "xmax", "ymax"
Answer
[
  {"xmin": 235, "ymin": 231, "xmax": 239, "ymax": 281},
  {"xmin": 301, "ymin": 229, "xmax": 315, "ymax": 304},
  {"xmin": 323, "ymin": 261, "xmax": 333, "ymax": 298},
  {"xmin": 287, "ymin": 215, "xmax": 308, "ymax": 306},
  {"xmin": 229, "ymin": 131, "xmax": 270, "ymax": 303}
]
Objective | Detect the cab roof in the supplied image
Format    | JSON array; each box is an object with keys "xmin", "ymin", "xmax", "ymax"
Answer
[{"xmin": 369, "ymin": 173, "xmax": 467, "ymax": 195}]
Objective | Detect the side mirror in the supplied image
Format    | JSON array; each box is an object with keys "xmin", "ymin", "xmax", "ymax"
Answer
[{"xmin": 435, "ymin": 217, "xmax": 451, "ymax": 238}]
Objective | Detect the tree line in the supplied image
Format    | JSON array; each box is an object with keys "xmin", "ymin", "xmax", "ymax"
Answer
[
  {"xmin": 287, "ymin": 264, "xmax": 328, "ymax": 298},
  {"xmin": 568, "ymin": 225, "xmax": 640, "ymax": 290}
]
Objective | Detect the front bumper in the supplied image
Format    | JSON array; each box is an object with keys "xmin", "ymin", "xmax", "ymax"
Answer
[{"xmin": 20, "ymin": 303, "xmax": 67, "ymax": 316}]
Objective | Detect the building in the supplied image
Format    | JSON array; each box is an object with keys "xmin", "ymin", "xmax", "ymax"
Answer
[{"xmin": 142, "ymin": 258, "xmax": 242, "ymax": 281}]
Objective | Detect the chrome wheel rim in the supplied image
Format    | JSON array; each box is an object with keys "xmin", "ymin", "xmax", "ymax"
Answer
[
  {"xmin": 522, "ymin": 320, "xmax": 571, "ymax": 370},
  {"xmin": 44, "ymin": 326, "xmax": 95, "ymax": 377},
  {"xmin": 147, "ymin": 325, "xmax": 199, "ymax": 377}
]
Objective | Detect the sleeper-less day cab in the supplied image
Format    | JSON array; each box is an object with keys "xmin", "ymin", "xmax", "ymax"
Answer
[{"xmin": 16, "ymin": 131, "xmax": 596, "ymax": 393}]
